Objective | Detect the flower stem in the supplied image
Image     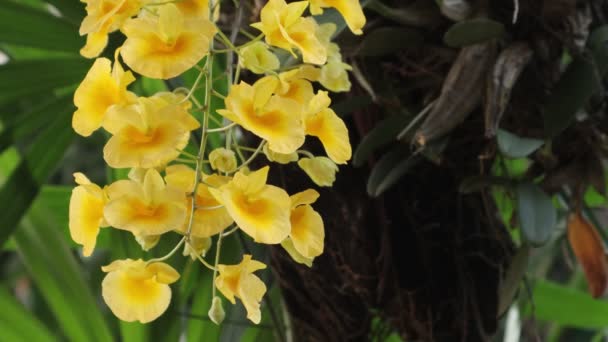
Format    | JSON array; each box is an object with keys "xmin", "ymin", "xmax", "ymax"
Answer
[
  {"xmin": 234, "ymin": 140, "xmax": 266, "ymax": 172},
  {"xmin": 207, "ymin": 122, "xmax": 236, "ymax": 133},
  {"xmin": 147, "ymin": 237, "xmax": 186, "ymax": 264},
  {"xmin": 211, "ymin": 229, "xmax": 224, "ymax": 298}
]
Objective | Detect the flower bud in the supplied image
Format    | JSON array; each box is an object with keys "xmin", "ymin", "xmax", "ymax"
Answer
[
  {"xmin": 183, "ymin": 236, "xmax": 212, "ymax": 260},
  {"xmin": 239, "ymin": 41, "xmax": 280, "ymax": 74},
  {"xmin": 297, "ymin": 157, "xmax": 338, "ymax": 187},
  {"xmin": 319, "ymin": 60, "xmax": 352, "ymax": 93},
  {"xmin": 208, "ymin": 296, "xmax": 225, "ymax": 325},
  {"xmin": 209, "ymin": 148, "xmax": 237, "ymax": 173},
  {"xmin": 134, "ymin": 234, "xmax": 161, "ymax": 251},
  {"xmin": 263, "ymin": 144, "xmax": 298, "ymax": 164}
]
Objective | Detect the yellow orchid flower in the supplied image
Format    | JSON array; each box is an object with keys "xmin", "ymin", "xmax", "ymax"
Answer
[
  {"xmin": 104, "ymin": 168, "xmax": 187, "ymax": 236},
  {"xmin": 308, "ymin": 0, "xmax": 366, "ymax": 35},
  {"xmin": 215, "ymin": 255, "xmax": 267, "ymax": 324},
  {"xmin": 73, "ymin": 57, "xmax": 136, "ymax": 137},
  {"xmin": 281, "ymin": 189, "xmax": 324, "ymax": 265},
  {"xmin": 102, "ymin": 259, "xmax": 179, "ymax": 323},
  {"xmin": 251, "ymin": 0, "xmax": 327, "ymax": 65},
  {"xmin": 208, "ymin": 167, "xmax": 291, "ymax": 244},
  {"xmin": 121, "ymin": 4, "xmax": 217, "ymax": 79},
  {"xmin": 209, "ymin": 148, "xmax": 237, "ymax": 173},
  {"xmin": 79, "ymin": 0, "xmax": 143, "ymax": 58},
  {"xmin": 103, "ymin": 93, "xmax": 199, "ymax": 169},
  {"xmin": 298, "ymin": 156, "xmax": 338, "ymax": 186},
  {"xmin": 151, "ymin": 0, "xmax": 219, "ymax": 20},
  {"xmin": 69, "ymin": 172, "xmax": 109, "ymax": 257},
  {"xmin": 304, "ymin": 91, "xmax": 351, "ymax": 164},
  {"xmin": 164, "ymin": 164, "xmax": 233, "ymax": 238},
  {"xmin": 217, "ymin": 79, "xmax": 305, "ymax": 154},
  {"xmin": 239, "ymin": 41, "xmax": 280, "ymax": 74},
  {"xmin": 273, "ymin": 70, "xmax": 315, "ymax": 106},
  {"xmin": 281, "ymin": 238, "xmax": 313, "ymax": 267}
]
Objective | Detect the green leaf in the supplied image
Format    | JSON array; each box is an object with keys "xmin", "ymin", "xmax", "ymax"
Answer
[
  {"xmin": 585, "ymin": 186, "xmax": 607, "ymax": 207},
  {"xmin": 119, "ymin": 322, "xmax": 149, "ymax": 342},
  {"xmin": 0, "ymin": 1, "xmax": 82, "ymax": 52},
  {"xmin": 443, "ymin": 18, "xmax": 504, "ymax": 47},
  {"xmin": 492, "ymin": 187, "xmax": 515, "ymax": 229},
  {"xmin": 353, "ymin": 113, "xmax": 411, "ymax": 166},
  {"xmin": 543, "ymin": 26, "xmax": 608, "ymax": 137},
  {"xmin": 367, "ymin": 147, "xmax": 420, "ymax": 197},
  {"xmin": 0, "ymin": 95, "xmax": 72, "ymax": 154},
  {"xmin": 49, "ymin": 0, "xmax": 86, "ymax": 25},
  {"xmin": 0, "ymin": 99, "xmax": 74, "ymax": 247},
  {"xmin": 492, "ymin": 156, "xmax": 530, "ymax": 179},
  {"xmin": 366, "ymin": 1, "xmax": 439, "ymax": 28},
  {"xmin": 525, "ymin": 280, "xmax": 608, "ymax": 328},
  {"xmin": 516, "ymin": 183, "xmax": 557, "ymax": 246},
  {"xmin": 0, "ymin": 285, "xmax": 57, "ymax": 342},
  {"xmin": 14, "ymin": 203, "xmax": 113, "ymax": 342},
  {"xmin": 496, "ymin": 129, "xmax": 544, "ymax": 158},
  {"xmin": 357, "ymin": 27, "xmax": 423, "ymax": 56},
  {"xmin": 0, "ymin": 58, "xmax": 90, "ymax": 106}
]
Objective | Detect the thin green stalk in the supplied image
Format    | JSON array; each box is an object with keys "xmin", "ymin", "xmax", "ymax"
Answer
[
  {"xmin": 147, "ymin": 237, "xmax": 186, "ymax": 264},
  {"xmin": 234, "ymin": 140, "xmax": 265, "ymax": 171},
  {"xmin": 211, "ymin": 230, "xmax": 224, "ymax": 298}
]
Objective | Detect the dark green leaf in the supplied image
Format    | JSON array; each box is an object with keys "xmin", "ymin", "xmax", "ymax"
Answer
[
  {"xmin": 543, "ymin": 26, "xmax": 608, "ymax": 137},
  {"xmin": 366, "ymin": 1, "xmax": 440, "ymax": 28},
  {"xmin": 0, "ymin": 99, "xmax": 74, "ymax": 247},
  {"xmin": 15, "ymin": 204, "xmax": 113, "ymax": 342},
  {"xmin": 516, "ymin": 183, "xmax": 557, "ymax": 246},
  {"xmin": 525, "ymin": 280, "xmax": 608, "ymax": 328},
  {"xmin": 0, "ymin": 1, "xmax": 82, "ymax": 52},
  {"xmin": 49, "ymin": 0, "xmax": 86, "ymax": 25},
  {"xmin": 353, "ymin": 113, "xmax": 411, "ymax": 166},
  {"xmin": 0, "ymin": 58, "xmax": 90, "ymax": 106},
  {"xmin": 0, "ymin": 285, "xmax": 57, "ymax": 342},
  {"xmin": 458, "ymin": 175, "xmax": 513, "ymax": 194},
  {"xmin": 0, "ymin": 95, "xmax": 72, "ymax": 154},
  {"xmin": 367, "ymin": 147, "xmax": 420, "ymax": 197},
  {"xmin": 496, "ymin": 129, "xmax": 544, "ymax": 158},
  {"xmin": 443, "ymin": 18, "xmax": 504, "ymax": 47},
  {"xmin": 357, "ymin": 27, "xmax": 423, "ymax": 56}
]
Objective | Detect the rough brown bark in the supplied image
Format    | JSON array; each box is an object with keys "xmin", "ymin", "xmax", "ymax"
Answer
[{"xmin": 266, "ymin": 1, "xmax": 608, "ymax": 340}]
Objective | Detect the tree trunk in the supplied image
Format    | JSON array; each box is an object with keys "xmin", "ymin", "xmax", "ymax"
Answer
[{"xmin": 269, "ymin": 1, "xmax": 608, "ymax": 340}]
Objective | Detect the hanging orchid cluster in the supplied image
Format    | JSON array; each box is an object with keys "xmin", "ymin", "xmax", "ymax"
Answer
[{"xmin": 69, "ymin": 0, "xmax": 365, "ymax": 325}]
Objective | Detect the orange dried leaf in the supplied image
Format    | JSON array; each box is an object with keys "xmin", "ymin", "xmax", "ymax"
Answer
[{"xmin": 567, "ymin": 212, "xmax": 608, "ymax": 298}]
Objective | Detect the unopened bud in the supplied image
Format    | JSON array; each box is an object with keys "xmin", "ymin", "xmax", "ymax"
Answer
[
  {"xmin": 209, "ymin": 148, "xmax": 237, "ymax": 173},
  {"xmin": 208, "ymin": 296, "xmax": 225, "ymax": 325},
  {"xmin": 134, "ymin": 234, "xmax": 160, "ymax": 251}
]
